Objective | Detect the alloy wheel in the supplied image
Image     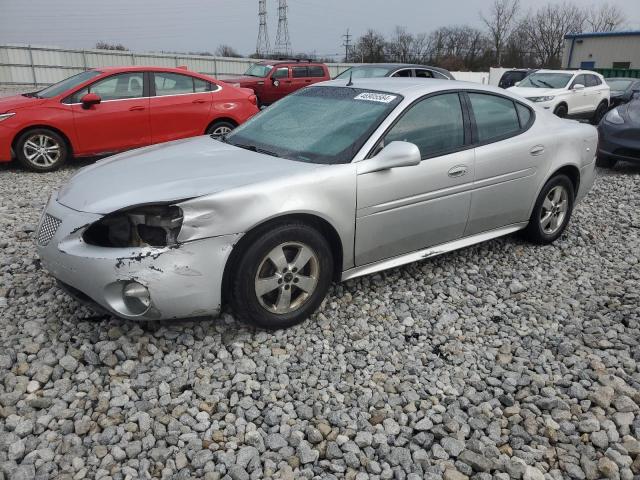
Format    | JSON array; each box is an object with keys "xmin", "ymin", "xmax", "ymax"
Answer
[
  {"xmin": 210, "ymin": 125, "xmax": 232, "ymax": 137},
  {"xmin": 22, "ymin": 134, "xmax": 62, "ymax": 167},
  {"xmin": 540, "ymin": 185, "xmax": 569, "ymax": 235},
  {"xmin": 254, "ymin": 242, "xmax": 319, "ymax": 314}
]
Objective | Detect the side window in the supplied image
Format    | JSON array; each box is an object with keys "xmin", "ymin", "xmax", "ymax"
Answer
[
  {"xmin": 415, "ymin": 69, "xmax": 435, "ymax": 78},
  {"xmin": 292, "ymin": 67, "xmax": 308, "ymax": 78},
  {"xmin": 154, "ymin": 72, "xmax": 195, "ymax": 96},
  {"xmin": 272, "ymin": 67, "xmax": 289, "ymax": 79},
  {"xmin": 516, "ymin": 103, "xmax": 533, "ymax": 128},
  {"xmin": 468, "ymin": 93, "xmax": 521, "ymax": 142},
  {"xmin": 308, "ymin": 66, "xmax": 325, "ymax": 78},
  {"xmin": 391, "ymin": 69, "xmax": 412, "ymax": 78},
  {"xmin": 384, "ymin": 93, "xmax": 465, "ymax": 158},
  {"xmin": 585, "ymin": 75, "xmax": 600, "ymax": 87},
  {"xmin": 571, "ymin": 74, "xmax": 586, "ymax": 88},
  {"xmin": 70, "ymin": 72, "xmax": 145, "ymax": 102},
  {"xmin": 194, "ymin": 78, "xmax": 212, "ymax": 92}
]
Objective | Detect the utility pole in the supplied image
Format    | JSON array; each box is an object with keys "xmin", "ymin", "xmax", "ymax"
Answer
[
  {"xmin": 256, "ymin": 0, "xmax": 270, "ymax": 57},
  {"xmin": 275, "ymin": 0, "xmax": 291, "ymax": 57},
  {"xmin": 342, "ymin": 29, "xmax": 352, "ymax": 62}
]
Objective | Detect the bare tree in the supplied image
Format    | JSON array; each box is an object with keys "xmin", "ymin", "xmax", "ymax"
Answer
[
  {"xmin": 215, "ymin": 45, "xmax": 242, "ymax": 58},
  {"xmin": 95, "ymin": 41, "xmax": 128, "ymax": 51},
  {"xmin": 386, "ymin": 26, "xmax": 415, "ymax": 63},
  {"xmin": 352, "ymin": 29, "xmax": 386, "ymax": 63},
  {"xmin": 481, "ymin": 0, "xmax": 520, "ymax": 66},
  {"xmin": 585, "ymin": 3, "xmax": 624, "ymax": 32},
  {"xmin": 522, "ymin": 2, "xmax": 586, "ymax": 68}
]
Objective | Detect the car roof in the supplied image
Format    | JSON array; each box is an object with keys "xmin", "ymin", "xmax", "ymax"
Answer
[
  {"xmin": 606, "ymin": 77, "xmax": 639, "ymax": 81},
  {"xmin": 93, "ymin": 66, "xmax": 209, "ymax": 75},
  {"xmin": 256, "ymin": 60, "xmax": 325, "ymax": 66},
  {"xmin": 347, "ymin": 63, "xmax": 450, "ymax": 73},
  {"xmin": 534, "ymin": 69, "xmax": 600, "ymax": 75},
  {"xmin": 315, "ymin": 78, "xmax": 521, "ymax": 101}
]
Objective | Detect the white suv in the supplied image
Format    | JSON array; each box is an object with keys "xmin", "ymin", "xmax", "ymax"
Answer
[{"xmin": 508, "ymin": 69, "xmax": 610, "ymax": 123}]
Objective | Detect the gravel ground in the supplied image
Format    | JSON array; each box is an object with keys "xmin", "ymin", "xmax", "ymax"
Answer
[{"xmin": 0, "ymin": 160, "xmax": 639, "ymax": 480}]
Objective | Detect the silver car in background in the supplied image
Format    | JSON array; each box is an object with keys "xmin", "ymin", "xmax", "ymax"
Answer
[{"xmin": 37, "ymin": 79, "xmax": 597, "ymax": 328}]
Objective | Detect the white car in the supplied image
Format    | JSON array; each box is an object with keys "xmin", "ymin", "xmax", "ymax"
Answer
[{"xmin": 508, "ymin": 69, "xmax": 609, "ymax": 123}]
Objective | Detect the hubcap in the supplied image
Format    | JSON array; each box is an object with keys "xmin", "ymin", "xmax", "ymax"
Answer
[
  {"xmin": 23, "ymin": 134, "xmax": 61, "ymax": 167},
  {"xmin": 254, "ymin": 242, "xmax": 319, "ymax": 314},
  {"xmin": 210, "ymin": 125, "xmax": 232, "ymax": 137},
  {"xmin": 540, "ymin": 186, "xmax": 569, "ymax": 235}
]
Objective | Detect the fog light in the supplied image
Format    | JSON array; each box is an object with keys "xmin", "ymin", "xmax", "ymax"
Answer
[{"xmin": 122, "ymin": 281, "xmax": 151, "ymax": 315}]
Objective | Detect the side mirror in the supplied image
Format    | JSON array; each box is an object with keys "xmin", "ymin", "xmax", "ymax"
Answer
[
  {"xmin": 81, "ymin": 92, "xmax": 101, "ymax": 109},
  {"xmin": 572, "ymin": 83, "xmax": 585, "ymax": 91},
  {"xmin": 272, "ymin": 79, "xmax": 280, "ymax": 88},
  {"xmin": 514, "ymin": 81, "xmax": 521, "ymax": 87},
  {"xmin": 357, "ymin": 141, "xmax": 421, "ymax": 175}
]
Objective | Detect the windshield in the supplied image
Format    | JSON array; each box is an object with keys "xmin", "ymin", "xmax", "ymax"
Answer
[
  {"xmin": 225, "ymin": 86, "xmax": 403, "ymax": 164},
  {"xmin": 36, "ymin": 70, "xmax": 102, "ymax": 98},
  {"xmin": 335, "ymin": 66, "xmax": 394, "ymax": 80},
  {"xmin": 244, "ymin": 63, "xmax": 273, "ymax": 78},
  {"xmin": 517, "ymin": 72, "xmax": 573, "ymax": 89},
  {"xmin": 606, "ymin": 79, "xmax": 634, "ymax": 91}
]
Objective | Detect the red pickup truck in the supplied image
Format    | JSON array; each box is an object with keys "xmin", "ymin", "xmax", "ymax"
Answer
[{"xmin": 224, "ymin": 60, "xmax": 331, "ymax": 106}]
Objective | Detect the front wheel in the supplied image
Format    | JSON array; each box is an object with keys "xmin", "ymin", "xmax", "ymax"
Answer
[
  {"xmin": 206, "ymin": 120, "xmax": 236, "ymax": 138},
  {"xmin": 591, "ymin": 101, "xmax": 608, "ymax": 125},
  {"xmin": 553, "ymin": 104, "xmax": 568, "ymax": 118},
  {"xmin": 230, "ymin": 223, "xmax": 333, "ymax": 329},
  {"xmin": 16, "ymin": 129, "xmax": 69, "ymax": 172},
  {"xmin": 523, "ymin": 175, "xmax": 575, "ymax": 245}
]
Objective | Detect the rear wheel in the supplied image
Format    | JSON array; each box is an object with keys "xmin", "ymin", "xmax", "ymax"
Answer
[
  {"xmin": 553, "ymin": 104, "xmax": 568, "ymax": 118},
  {"xmin": 591, "ymin": 101, "xmax": 608, "ymax": 124},
  {"xmin": 523, "ymin": 175, "xmax": 574, "ymax": 245},
  {"xmin": 231, "ymin": 222, "xmax": 333, "ymax": 329},
  {"xmin": 16, "ymin": 128, "xmax": 68, "ymax": 172},
  {"xmin": 206, "ymin": 120, "xmax": 236, "ymax": 138}
]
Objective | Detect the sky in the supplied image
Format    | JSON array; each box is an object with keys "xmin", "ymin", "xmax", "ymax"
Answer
[{"xmin": 1, "ymin": 0, "xmax": 640, "ymax": 58}]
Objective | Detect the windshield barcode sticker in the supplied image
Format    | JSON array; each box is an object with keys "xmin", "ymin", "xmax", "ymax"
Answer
[{"xmin": 354, "ymin": 93, "xmax": 397, "ymax": 103}]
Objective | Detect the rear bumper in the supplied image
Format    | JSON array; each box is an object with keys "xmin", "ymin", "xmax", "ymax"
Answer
[{"xmin": 36, "ymin": 197, "xmax": 240, "ymax": 321}]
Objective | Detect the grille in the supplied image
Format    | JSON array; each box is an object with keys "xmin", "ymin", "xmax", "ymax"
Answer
[{"xmin": 37, "ymin": 214, "xmax": 61, "ymax": 246}]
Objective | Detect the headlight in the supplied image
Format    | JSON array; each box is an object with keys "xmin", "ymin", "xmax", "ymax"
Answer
[
  {"xmin": 604, "ymin": 108, "xmax": 625, "ymax": 125},
  {"xmin": 0, "ymin": 113, "xmax": 15, "ymax": 122},
  {"xmin": 527, "ymin": 96, "xmax": 555, "ymax": 102},
  {"xmin": 83, "ymin": 205, "xmax": 183, "ymax": 248}
]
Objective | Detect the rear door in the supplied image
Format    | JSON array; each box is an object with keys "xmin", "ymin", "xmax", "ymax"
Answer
[
  {"xmin": 307, "ymin": 65, "xmax": 329, "ymax": 85},
  {"xmin": 290, "ymin": 66, "xmax": 310, "ymax": 92},
  {"xmin": 464, "ymin": 92, "xmax": 547, "ymax": 235},
  {"xmin": 69, "ymin": 71, "xmax": 151, "ymax": 155},
  {"xmin": 355, "ymin": 92, "xmax": 474, "ymax": 265},
  {"xmin": 149, "ymin": 71, "xmax": 212, "ymax": 143}
]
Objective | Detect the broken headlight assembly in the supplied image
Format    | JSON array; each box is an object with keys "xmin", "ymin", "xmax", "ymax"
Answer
[{"xmin": 83, "ymin": 205, "xmax": 183, "ymax": 248}]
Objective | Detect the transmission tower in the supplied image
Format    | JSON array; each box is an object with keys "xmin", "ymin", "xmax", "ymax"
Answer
[
  {"xmin": 256, "ymin": 0, "xmax": 270, "ymax": 57},
  {"xmin": 275, "ymin": 0, "xmax": 291, "ymax": 57},
  {"xmin": 342, "ymin": 29, "xmax": 352, "ymax": 62}
]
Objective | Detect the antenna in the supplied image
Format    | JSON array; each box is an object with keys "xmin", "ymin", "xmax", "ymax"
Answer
[
  {"xmin": 256, "ymin": 0, "xmax": 270, "ymax": 57},
  {"xmin": 275, "ymin": 0, "xmax": 291, "ymax": 57},
  {"xmin": 346, "ymin": 70, "xmax": 354, "ymax": 87}
]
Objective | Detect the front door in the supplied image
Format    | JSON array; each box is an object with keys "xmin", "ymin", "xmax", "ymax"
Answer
[
  {"xmin": 264, "ymin": 66, "xmax": 291, "ymax": 104},
  {"xmin": 70, "ymin": 72, "xmax": 150, "ymax": 155},
  {"xmin": 355, "ymin": 92, "xmax": 474, "ymax": 265},
  {"xmin": 569, "ymin": 74, "xmax": 589, "ymax": 115},
  {"xmin": 149, "ymin": 71, "xmax": 212, "ymax": 143}
]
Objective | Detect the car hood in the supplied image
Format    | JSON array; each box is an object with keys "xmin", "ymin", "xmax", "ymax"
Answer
[
  {"xmin": 0, "ymin": 94, "xmax": 42, "ymax": 112},
  {"xmin": 57, "ymin": 136, "xmax": 320, "ymax": 214},
  {"xmin": 507, "ymin": 86, "xmax": 563, "ymax": 98},
  {"xmin": 223, "ymin": 76, "xmax": 264, "ymax": 85}
]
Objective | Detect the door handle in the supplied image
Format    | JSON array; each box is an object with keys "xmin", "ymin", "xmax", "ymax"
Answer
[
  {"xmin": 448, "ymin": 165, "xmax": 468, "ymax": 178},
  {"xmin": 530, "ymin": 145, "xmax": 545, "ymax": 156},
  {"xmin": 129, "ymin": 106, "xmax": 145, "ymax": 111},
  {"xmin": 192, "ymin": 99, "xmax": 206, "ymax": 104}
]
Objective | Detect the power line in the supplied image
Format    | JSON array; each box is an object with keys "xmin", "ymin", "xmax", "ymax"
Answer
[{"xmin": 342, "ymin": 28, "xmax": 352, "ymax": 62}]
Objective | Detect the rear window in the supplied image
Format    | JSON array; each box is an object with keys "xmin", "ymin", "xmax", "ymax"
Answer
[
  {"xmin": 308, "ymin": 66, "xmax": 325, "ymax": 77},
  {"xmin": 469, "ymin": 93, "xmax": 521, "ymax": 142}
]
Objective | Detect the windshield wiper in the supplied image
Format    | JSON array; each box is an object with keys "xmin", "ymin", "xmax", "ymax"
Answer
[
  {"xmin": 232, "ymin": 142, "xmax": 280, "ymax": 157},
  {"xmin": 538, "ymin": 80, "xmax": 554, "ymax": 88},
  {"xmin": 22, "ymin": 92, "xmax": 40, "ymax": 98}
]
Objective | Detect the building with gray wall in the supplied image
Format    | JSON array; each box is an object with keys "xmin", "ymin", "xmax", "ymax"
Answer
[{"xmin": 563, "ymin": 31, "xmax": 640, "ymax": 70}]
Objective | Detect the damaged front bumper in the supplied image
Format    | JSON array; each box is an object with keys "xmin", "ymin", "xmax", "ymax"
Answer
[{"xmin": 36, "ymin": 196, "xmax": 240, "ymax": 320}]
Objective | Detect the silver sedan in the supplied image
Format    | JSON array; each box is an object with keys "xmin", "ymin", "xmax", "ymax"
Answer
[{"xmin": 37, "ymin": 78, "xmax": 597, "ymax": 328}]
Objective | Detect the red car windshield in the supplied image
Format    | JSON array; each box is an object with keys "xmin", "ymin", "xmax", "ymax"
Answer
[
  {"xmin": 244, "ymin": 64, "xmax": 273, "ymax": 78},
  {"xmin": 36, "ymin": 70, "xmax": 102, "ymax": 98}
]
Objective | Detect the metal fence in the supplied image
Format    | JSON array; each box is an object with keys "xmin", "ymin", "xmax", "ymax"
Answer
[{"xmin": 0, "ymin": 44, "xmax": 354, "ymax": 86}]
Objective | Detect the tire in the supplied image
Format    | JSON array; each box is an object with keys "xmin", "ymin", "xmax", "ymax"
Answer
[
  {"xmin": 230, "ymin": 222, "xmax": 333, "ymax": 329},
  {"xmin": 523, "ymin": 174, "xmax": 575, "ymax": 245},
  {"xmin": 553, "ymin": 104, "xmax": 568, "ymax": 118},
  {"xmin": 16, "ymin": 128, "xmax": 68, "ymax": 172},
  {"xmin": 591, "ymin": 101, "xmax": 608, "ymax": 125},
  {"xmin": 596, "ymin": 155, "xmax": 617, "ymax": 168},
  {"xmin": 206, "ymin": 120, "xmax": 236, "ymax": 137}
]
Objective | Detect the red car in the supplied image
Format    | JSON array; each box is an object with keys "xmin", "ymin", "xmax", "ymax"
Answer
[
  {"xmin": 0, "ymin": 66, "xmax": 259, "ymax": 171},
  {"xmin": 224, "ymin": 60, "xmax": 331, "ymax": 106}
]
